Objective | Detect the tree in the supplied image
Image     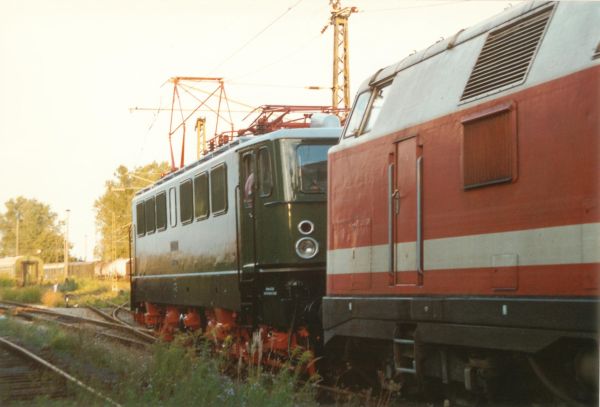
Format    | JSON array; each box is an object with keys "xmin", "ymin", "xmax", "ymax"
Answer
[
  {"xmin": 0, "ymin": 196, "xmax": 66, "ymax": 262},
  {"xmin": 94, "ymin": 161, "xmax": 170, "ymax": 261}
]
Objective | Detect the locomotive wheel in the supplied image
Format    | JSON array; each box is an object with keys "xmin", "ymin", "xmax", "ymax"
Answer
[{"xmin": 528, "ymin": 340, "xmax": 598, "ymax": 406}]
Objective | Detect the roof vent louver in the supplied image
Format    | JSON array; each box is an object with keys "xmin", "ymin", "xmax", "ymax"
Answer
[{"xmin": 461, "ymin": 6, "xmax": 553, "ymax": 102}]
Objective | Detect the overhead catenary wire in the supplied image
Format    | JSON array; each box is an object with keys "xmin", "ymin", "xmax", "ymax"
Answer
[
  {"xmin": 210, "ymin": 0, "xmax": 305, "ymax": 74},
  {"xmin": 227, "ymin": 81, "xmax": 330, "ymax": 90},
  {"xmin": 227, "ymin": 32, "xmax": 323, "ymax": 81},
  {"xmin": 130, "ymin": 107, "xmax": 254, "ymax": 113},
  {"xmin": 359, "ymin": 0, "xmax": 466, "ymax": 13}
]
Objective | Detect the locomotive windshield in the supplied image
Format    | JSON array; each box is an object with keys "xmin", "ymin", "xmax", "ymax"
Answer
[
  {"xmin": 280, "ymin": 139, "xmax": 334, "ymax": 199},
  {"xmin": 297, "ymin": 144, "xmax": 329, "ymax": 193}
]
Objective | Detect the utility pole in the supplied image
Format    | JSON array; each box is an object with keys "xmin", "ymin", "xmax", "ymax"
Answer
[
  {"xmin": 15, "ymin": 211, "xmax": 20, "ymax": 257},
  {"xmin": 112, "ymin": 212, "xmax": 116, "ymax": 261},
  {"xmin": 322, "ymin": 0, "xmax": 357, "ymax": 111},
  {"xmin": 64, "ymin": 209, "xmax": 70, "ymax": 277}
]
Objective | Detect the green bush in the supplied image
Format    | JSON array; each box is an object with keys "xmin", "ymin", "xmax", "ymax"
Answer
[
  {"xmin": 0, "ymin": 277, "xmax": 14, "ymax": 288},
  {"xmin": 58, "ymin": 278, "xmax": 79, "ymax": 292},
  {"xmin": 0, "ymin": 285, "xmax": 43, "ymax": 303}
]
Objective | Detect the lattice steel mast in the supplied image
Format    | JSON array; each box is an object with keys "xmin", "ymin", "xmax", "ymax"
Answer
[{"xmin": 322, "ymin": 1, "xmax": 357, "ymax": 111}]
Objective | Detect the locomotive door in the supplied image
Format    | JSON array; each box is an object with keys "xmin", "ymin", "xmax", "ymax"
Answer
[
  {"xmin": 392, "ymin": 137, "xmax": 423, "ymax": 286},
  {"xmin": 239, "ymin": 150, "xmax": 257, "ymax": 280}
]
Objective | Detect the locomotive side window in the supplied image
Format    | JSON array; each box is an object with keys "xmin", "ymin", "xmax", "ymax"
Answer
[
  {"xmin": 211, "ymin": 163, "xmax": 228, "ymax": 215},
  {"xmin": 180, "ymin": 179, "xmax": 193, "ymax": 224},
  {"xmin": 344, "ymin": 91, "xmax": 371, "ymax": 138},
  {"xmin": 194, "ymin": 172, "xmax": 210, "ymax": 220},
  {"xmin": 242, "ymin": 152, "xmax": 255, "ymax": 207},
  {"xmin": 258, "ymin": 147, "xmax": 273, "ymax": 197},
  {"xmin": 462, "ymin": 106, "xmax": 516, "ymax": 189},
  {"xmin": 362, "ymin": 82, "xmax": 392, "ymax": 135},
  {"xmin": 168, "ymin": 187, "xmax": 177, "ymax": 227},
  {"xmin": 145, "ymin": 197, "xmax": 156, "ymax": 234},
  {"xmin": 135, "ymin": 202, "xmax": 145, "ymax": 237},
  {"xmin": 156, "ymin": 192, "xmax": 167, "ymax": 231}
]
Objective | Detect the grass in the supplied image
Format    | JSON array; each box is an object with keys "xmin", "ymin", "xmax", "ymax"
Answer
[
  {"xmin": 65, "ymin": 278, "xmax": 130, "ymax": 308},
  {"xmin": 0, "ymin": 277, "xmax": 15, "ymax": 288},
  {"xmin": 0, "ymin": 317, "xmax": 319, "ymax": 406},
  {"xmin": 0, "ymin": 285, "xmax": 43, "ymax": 303},
  {"xmin": 0, "ymin": 277, "xmax": 130, "ymax": 308}
]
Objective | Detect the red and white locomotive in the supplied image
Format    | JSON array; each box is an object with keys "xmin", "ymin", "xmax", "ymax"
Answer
[{"xmin": 324, "ymin": 1, "xmax": 598, "ymax": 402}]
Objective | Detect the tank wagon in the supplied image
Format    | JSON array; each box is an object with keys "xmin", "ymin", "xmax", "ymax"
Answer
[
  {"xmin": 324, "ymin": 1, "xmax": 598, "ymax": 402},
  {"xmin": 131, "ymin": 118, "xmax": 340, "ymax": 360}
]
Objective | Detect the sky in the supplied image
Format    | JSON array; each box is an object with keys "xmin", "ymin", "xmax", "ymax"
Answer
[{"xmin": 0, "ymin": 0, "xmax": 518, "ymax": 261}]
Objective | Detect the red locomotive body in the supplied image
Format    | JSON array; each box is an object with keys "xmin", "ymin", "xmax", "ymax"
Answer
[{"xmin": 324, "ymin": 1, "xmax": 598, "ymax": 401}]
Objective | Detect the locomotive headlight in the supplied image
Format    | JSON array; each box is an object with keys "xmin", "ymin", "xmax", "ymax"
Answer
[
  {"xmin": 297, "ymin": 220, "xmax": 314, "ymax": 235},
  {"xmin": 295, "ymin": 237, "xmax": 319, "ymax": 259}
]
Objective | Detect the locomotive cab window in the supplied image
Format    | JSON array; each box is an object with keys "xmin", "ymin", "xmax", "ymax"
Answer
[
  {"xmin": 362, "ymin": 81, "xmax": 392, "ymax": 135},
  {"xmin": 180, "ymin": 179, "xmax": 193, "ymax": 224},
  {"xmin": 135, "ymin": 202, "xmax": 145, "ymax": 237},
  {"xmin": 297, "ymin": 144, "xmax": 330, "ymax": 193},
  {"xmin": 344, "ymin": 91, "xmax": 371, "ymax": 138},
  {"xmin": 280, "ymin": 139, "xmax": 335, "ymax": 199},
  {"xmin": 211, "ymin": 163, "xmax": 228, "ymax": 215},
  {"xmin": 145, "ymin": 197, "xmax": 156, "ymax": 234},
  {"xmin": 194, "ymin": 172, "xmax": 209, "ymax": 220},
  {"xmin": 462, "ymin": 104, "xmax": 517, "ymax": 189},
  {"xmin": 258, "ymin": 147, "xmax": 273, "ymax": 197},
  {"xmin": 156, "ymin": 192, "xmax": 167, "ymax": 231}
]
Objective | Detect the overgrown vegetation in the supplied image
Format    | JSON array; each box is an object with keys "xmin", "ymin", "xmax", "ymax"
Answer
[
  {"xmin": 0, "ymin": 278, "xmax": 129, "ymax": 308},
  {"xmin": 0, "ymin": 277, "xmax": 15, "ymax": 287},
  {"xmin": 0, "ymin": 285, "xmax": 43, "ymax": 303},
  {"xmin": 0, "ymin": 317, "xmax": 318, "ymax": 406}
]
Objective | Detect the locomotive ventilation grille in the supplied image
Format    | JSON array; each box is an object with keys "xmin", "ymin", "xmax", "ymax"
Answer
[{"xmin": 460, "ymin": 6, "xmax": 553, "ymax": 101}]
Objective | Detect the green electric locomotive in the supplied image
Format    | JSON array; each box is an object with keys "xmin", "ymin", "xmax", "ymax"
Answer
[{"xmin": 131, "ymin": 114, "xmax": 339, "ymax": 361}]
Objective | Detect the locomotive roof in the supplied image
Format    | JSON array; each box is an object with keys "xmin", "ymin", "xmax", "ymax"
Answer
[
  {"xmin": 134, "ymin": 126, "xmax": 340, "ymax": 199},
  {"xmin": 335, "ymin": 1, "xmax": 598, "ymax": 149},
  {"xmin": 357, "ymin": 1, "xmax": 554, "ymax": 91}
]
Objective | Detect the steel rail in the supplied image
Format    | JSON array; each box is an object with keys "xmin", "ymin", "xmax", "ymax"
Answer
[
  {"xmin": 17, "ymin": 311, "xmax": 150, "ymax": 350},
  {"xmin": 111, "ymin": 301, "xmax": 136, "ymax": 326},
  {"xmin": 87, "ymin": 304, "xmax": 127, "ymax": 326},
  {"xmin": 0, "ymin": 300, "xmax": 156, "ymax": 344},
  {"xmin": 0, "ymin": 336, "xmax": 122, "ymax": 407}
]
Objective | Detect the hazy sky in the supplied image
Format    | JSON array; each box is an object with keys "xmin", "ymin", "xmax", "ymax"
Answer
[{"xmin": 0, "ymin": 0, "xmax": 517, "ymax": 260}]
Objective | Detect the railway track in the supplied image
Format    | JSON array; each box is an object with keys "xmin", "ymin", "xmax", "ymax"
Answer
[
  {"xmin": 0, "ymin": 300, "xmax": 156, "ymax": 349},
  {"xmin": 0, "ymin": 343, "xmax": 68, "ymax": 403},
  {"xmin": 0, "ymin": 336, "xmax": 121, "ymax": 406}
]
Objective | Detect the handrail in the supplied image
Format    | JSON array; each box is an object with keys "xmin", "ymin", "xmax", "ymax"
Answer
[{"xmin": 416, "ymin": 156, "xmax": 423, "ymax": 280}]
